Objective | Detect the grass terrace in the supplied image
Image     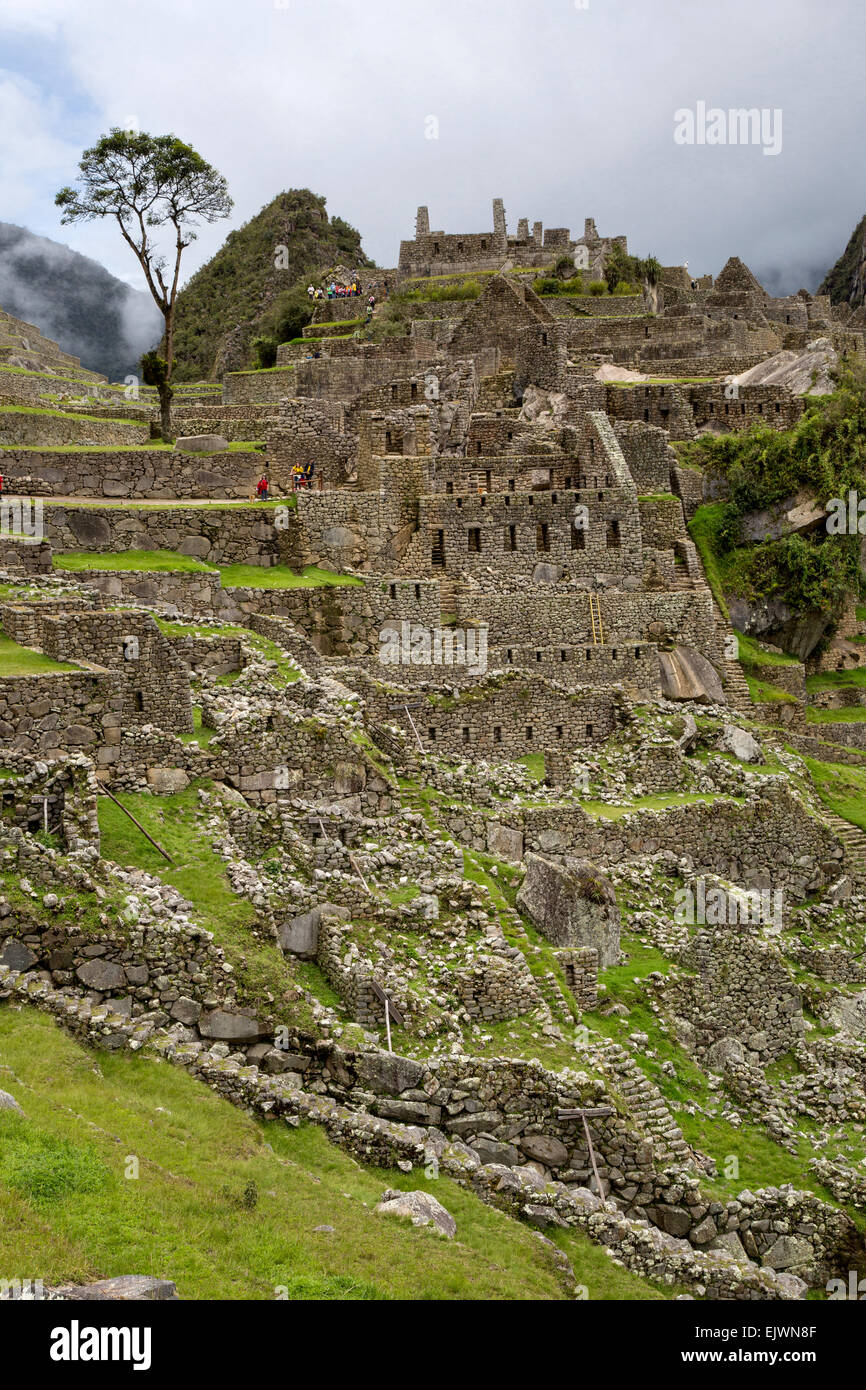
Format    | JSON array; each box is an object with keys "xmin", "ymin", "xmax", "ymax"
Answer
[
  {"xmin": 0, "ymin": 629, "xmax": 79, "ymax": 676},
  {"xmin": 0, "ymin": 1008, "xmax": 623, "ymax": 1301}
]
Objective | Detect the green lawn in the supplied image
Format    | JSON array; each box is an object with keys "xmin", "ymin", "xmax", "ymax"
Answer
[
  {"xmin": 735, "ymin": 630, "xmax": 801, "ymax": 668},
  {"xmin": 0, "ymin": 1009, "xmax": 584, "ymax": 1301},
  {"xmin": 54, "ymin": 550, "xmax": 217, "ymax": 573},
  {"xmin": 805, "ymin": 757, "xmax": 866, "ymax": 831},
  {"xmin": 219, "ymin": 564, "xmax": 363, "ymax": 589},
  {"xmin": 806, "ymin": 706, "xmax": 866, "ymax": 724},
  {"xmin": 0, "ymin": 630, "xmax": 79, "ymax": 675}
]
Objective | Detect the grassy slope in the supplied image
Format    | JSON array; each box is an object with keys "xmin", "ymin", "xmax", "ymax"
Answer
[
  {"xmin": 0, "ymin": 630, "xmax": 78, "ymax": 675},
  {"xmin": 0, "ymin": 1010, "xmax": 585, "ymax": 1301}
]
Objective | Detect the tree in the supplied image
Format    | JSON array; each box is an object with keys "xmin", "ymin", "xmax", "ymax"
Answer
[{"xmin": 56, "ymin": 129, "xmax": 232, "ymax": 438}]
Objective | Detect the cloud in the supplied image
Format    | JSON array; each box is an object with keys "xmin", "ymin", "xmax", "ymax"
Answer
[{"xmin": 0, "ymin": 0, "xmax": 864, "ymax": 295}]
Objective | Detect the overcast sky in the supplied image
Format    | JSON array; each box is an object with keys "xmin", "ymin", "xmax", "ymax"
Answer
[{"xmin": 1, "ymin": 0, "xmax": 864, "ymax": 297}]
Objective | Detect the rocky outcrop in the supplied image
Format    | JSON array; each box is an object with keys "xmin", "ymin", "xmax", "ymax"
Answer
[{"xmin": 516, "ymin": 853, "xmax": 620, "ymax": 966}]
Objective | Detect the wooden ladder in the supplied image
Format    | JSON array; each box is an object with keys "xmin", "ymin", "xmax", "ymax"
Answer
[{"xmin": 588, "ymin": 592, "xmax": 605, "ymax": 646}]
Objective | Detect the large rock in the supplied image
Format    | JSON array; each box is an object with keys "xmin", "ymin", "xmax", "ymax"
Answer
[
  {"xmin": 0, "ymin": 939, "xmax": 38, "ymax": 971},
  {"xmin": 0, "ymin": 1089, "xmax": 24, "ymax": 1115},
  {"xmin": 174, "ymin": 434, "xmax": 228, "ymax": 453},
  {"xmin": 516, "ymin": 854, "xmax": 620, "ymax": 966},
  {"xmin": 733, "ymin": 338, "xmax": 837, "ymax": 397},
  {"xmin": 727, "ymin": 597, "xmax": 831, "ymax": 662},
  {"xmin": 761, "ymin": 1235, "xmax": 814, "ymax": 1271},
  {"xmin": 355, "ymin": 1052, "xmax": 426, "ymax": 1096},
  {"xmin": 519, "ymin": 1133, "xmax": 569, "ymax": 1167},
  {"xmin": 658, "ymin": 645, "xmax": 725, "ymax": 703},
  {"xmin": 76, "ymin": 959, "xmax": 127, "ymax": 992},
  {"xmin": 52, "ymin": 1276, "xmax": 178, "ymax": 1301},
  {"xmin": 487, "ymin": 822, "xmax": 524, "ymax": 862},
  {"xmin": 146, "ymin": 767, "xmax": 190, "ymax": 793},
  {"xmin": 277, "ymin": 901, "xmax": 350, "ymax": 959},
  {"xmin": 718, "ymin": 725, "xmax": 763, "ymax": 763},
  {"xmin": 374, "ymin": 1189, "xmax": 456, "ymax": 1238},
  {"xmin": 199, "ymin": 1009, "xmax": 262, "ymax": 1041}
]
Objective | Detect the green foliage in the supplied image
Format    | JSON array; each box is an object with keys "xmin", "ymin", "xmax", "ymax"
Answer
[
  {"xmin": 588, "ymin": 280, "xmax": 607, "ymax": 296},
  {"xmin": 170, "ymin": 190, "xmax": 373, "ymax": 379},
  {"xmin": 533, "ymin": 275, "xmax": 585, "ymax": 296},
  {"xmin": 603, "ymin": 243, "xmax": 661, "ymax": 291},
  {"xmin": 819, "ymin": 214, "xmax": 866, "ymax": 307},
  {"xmin": 400, "ymin": 280, "xmax": 481, "ymax": 302},
  {"xmin": 686, "ymin": 362, "xmax": 866, "ymax": 617},
  {"xmin": 259, "ymin": 283, "xmax": 314, "ymax": 347},
  {"xmin": 140, "ymin": 350, "xmax": 170, "ymax": 388},
  {"xmin": 251, "ymin": 335, "xmax": 278, "ymax": 369}
]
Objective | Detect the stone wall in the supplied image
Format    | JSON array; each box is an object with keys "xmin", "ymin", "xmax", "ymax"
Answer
[
  {"xmin": 362, "ymin": 673, "xmax": 625, "ymax": 756},
  {"xmin": 0, "ymin": 410, "xmax": 149, "ymax": 448},
  {"xmin": 33, "ymin": 610, "xmax": 193, "ymax": 739},
  {"xmin": 0, "ymin": 670, "xmax": 116, "ymax": 754},
  {"xmin": 613, "ymin": 422, "xmax": 676, "ymax": 493},
  {"xmin": 438, "ymin": 784, "xmax": 841, "ymax": 896},
  {"xmin": 0, "ymin": 448, "xmax": 264, "ymax": 500},
  {"xmin": 41, "ymin": 503, "xmax": 286, "ymax": 566}
]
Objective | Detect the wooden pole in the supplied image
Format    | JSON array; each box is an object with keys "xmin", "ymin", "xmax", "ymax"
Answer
[
  {"xmin": 583, "ymin": 1113, "xmax": 605, "ymax": 1201},
  {"xmin": 384, "ymin": 998, "xmax": 392, "ymax": 1053},
  {"xmin": 100, "ymin": 784, "xmax": 174, "ymax": 864}
]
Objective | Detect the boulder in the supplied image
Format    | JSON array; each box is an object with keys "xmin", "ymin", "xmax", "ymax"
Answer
[
  {"xmin": 658, "ymin": 645, "xmax": 725, "ymax": 703},
  {"xmin": 0, "ymin": 1088, "xmax": 24, "ymax": 1115},
  {"xmin": 516, "ymin": 854, "xmax": 620, "ymax": 966},
  {"xmin": 76, "ymin": 959, "xmax": 127, "ymax": 992},
  {"xmin": 519, "ymin": 1133, "xmax": 569, "ymax": 1167},
  {"xmin": 146, "ymin": 767, "xmax": 190, "ymax": 793},
  {"xmin": 487, "ymin": 822, "xmax": 524, "ymax": 862},
  {"xmin": 532, "ymin": 562, "xmax": 563, "ymax": 584},
  {"xmin": 0, "ymin": 939, "xmax": 38, "ymax": 971},
  {"xmin": 278, "ymin": 901, "xmax": 350, "ymax": 959},
  {"xmin": 174, "ymin": 434, "xmax": 228, "ymax": 453},
  {"xmin": 718, "ymin": 725, "xmax": 763, "ymax": 763},
  {"xmin": 761, "ymin": 1235, "xmax": 814, "ymax": 1272},
  {"xmin": 374, "ymin": 1189, "xmax": 456, "ymax": 1238},
  {"xmin": 199, "ymin": 1009, "xmax": 262, "ymax": 1041},
  {"xmin": 52, "ymin": 1276, "xmax": 178, "ymax": 1301},
  {"xmin": 355, "ymin": 1051, "xmax": 426, "ymax": 1096}
]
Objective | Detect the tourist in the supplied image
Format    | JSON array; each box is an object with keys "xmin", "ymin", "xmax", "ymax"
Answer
[
  {"xmin": 256, "ymin": 474, "xmax": 270, "ymax": 501},
  {"xmin": 307, "ymin": 284, "xmax": 315, "ymax": 298}
]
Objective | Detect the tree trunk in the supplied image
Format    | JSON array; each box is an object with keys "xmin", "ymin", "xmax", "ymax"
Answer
[{"xmin": 158, "ymin": 380, "xmax": 174, "ymax": 441}]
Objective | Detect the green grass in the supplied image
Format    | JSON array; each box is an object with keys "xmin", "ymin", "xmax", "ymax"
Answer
[
  {"xmin": 807, "ymin": 666, "xmax": 866, "ymax": 693},
  {"xmin": 0, "ymin": 403, "xmax": 146, "ymax": 427},
  {"xmin": 0, "ymin": 630, "xmax": 79, "ymax": 675},
  {"xmin": 219, "ymin": 564, "xmax": 363, "ymax": 590},
  {"xmin": 578, "ymin": 792, "xmax": 734, "ymax": 820},
  {"xmin": 805, "ymin": 706, "xmax": 866, "ymax": 724},
  {"xmin": 687, "ymin": 503, "xmax": 730, "ymax": 620},
  {"xmin": 96, "ymin": 785, "xmax": 302, "ymax": 1017},
  {"xmin": 734, "ymin": 630, "xmax": 800, "ymax": 668},
  {"xmin": 0, "ymin": 1009, "xmax": 584, "ymax": 1300},
  {"xmin": 805, "ymin": 757, "xmax": 866, "ymax": 831},
  {"xmin": 744, "ymin": 674, "xmax": 796, "ymax": 703},
  {"xmin": 54, "ymin": 550, "xmax": 217, "ymax": 573}
]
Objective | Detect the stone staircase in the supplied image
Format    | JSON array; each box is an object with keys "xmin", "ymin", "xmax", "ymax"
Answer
[
  {"xmin": 597, "ymin": 1037, "xmax": 695, "ymax": 1169},
  {"xmin": 823, "ymin": 811, "xmax": 866, "ymax": 878},
  {"xmin": 711, "ymin": 599, "xmax": 753, "ymax": 714}
]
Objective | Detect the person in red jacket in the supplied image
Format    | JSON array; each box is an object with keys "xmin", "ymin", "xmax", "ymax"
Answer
[{"xmin": 256, "ymin": 475, "xmax": 269, "ymax": 500}]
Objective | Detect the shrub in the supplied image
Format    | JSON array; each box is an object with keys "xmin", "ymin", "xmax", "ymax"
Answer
[
  {"xmin": 251, "ymin": 336, "xmax": 278, "ymax": 369},
  {"xmin": 588, "ymin": 280, "xmax": 607, "ymax": 296}
]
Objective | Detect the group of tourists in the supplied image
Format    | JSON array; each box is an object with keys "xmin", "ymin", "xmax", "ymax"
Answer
[
  {"xmin": 307, "ymin": 281, "xmax": 363, "ymax": 300},
  {"xmin": 291, "ymin": 461, "xmax": 316, "ymax": 490}
]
